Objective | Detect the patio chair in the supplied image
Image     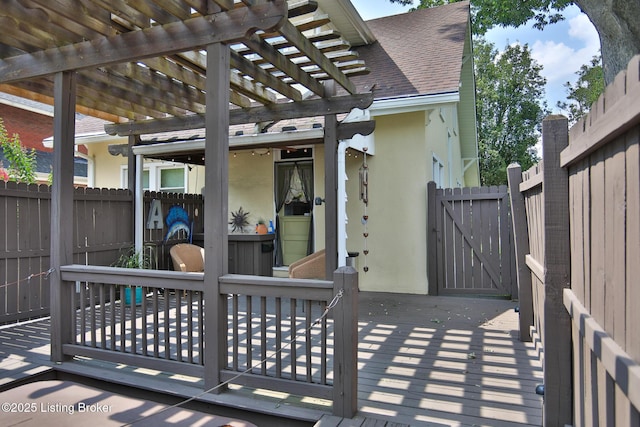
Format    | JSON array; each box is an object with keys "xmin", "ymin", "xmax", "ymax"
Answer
[
  {"xmin": 288, "ymin": 249, "xmax": 325, "ymax": 279},
  {"xmin": 169, "ymin": 243, "xmax": 205, "ymax": 273}
]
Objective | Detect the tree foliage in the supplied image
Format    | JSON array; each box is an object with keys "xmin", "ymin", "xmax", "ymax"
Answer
[
  {"xmin": 0, "ymin": 118, "xmax": 37, "ymax": 184},
  {"xmin": 556, "ymin": 55, "xmax": 604, "ymax": 125},
  {"xmin": 389, "ymin": 0, "xmax": 640, "ymax": 85},
  {"xmin": 474, "ymin": 39, "xmax": 549, "ymax": 185},
  {"xmin": 390, "ymin": 0, "xmax": 571, "ymax": 35}
]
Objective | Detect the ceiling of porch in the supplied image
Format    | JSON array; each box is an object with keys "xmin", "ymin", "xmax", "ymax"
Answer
[{"xmin": 0, "ymin": 0, "xmax": 373, "ymax": 136}]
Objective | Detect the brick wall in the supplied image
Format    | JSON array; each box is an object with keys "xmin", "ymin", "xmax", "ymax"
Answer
[{"xmin": 0, "ymin": 103, "xmax": 54, "ymax": 151}]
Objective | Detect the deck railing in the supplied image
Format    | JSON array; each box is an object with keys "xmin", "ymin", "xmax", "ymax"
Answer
[
  {"xmin": 58, "ymin": 264, "xmax": 358, "ymax": 417},
  {"xmin": 60, "ymin": 265, "xmax": 206, "ymax": 378}
]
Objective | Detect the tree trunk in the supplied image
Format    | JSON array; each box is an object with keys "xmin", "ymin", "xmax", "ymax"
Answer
[{"xmin": 575, "ymin": 0, "xmax": 640, "ymax": 84}]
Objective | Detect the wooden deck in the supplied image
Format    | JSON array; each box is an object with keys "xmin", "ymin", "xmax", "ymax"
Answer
[{"xmin": 0, "ymin": 293, "xmax": 542, "ymax": 427}]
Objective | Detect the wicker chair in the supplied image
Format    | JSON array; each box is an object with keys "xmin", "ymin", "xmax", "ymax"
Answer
[
  {"xmin": 169, "ymin": 243, "xmax": 205, "ymax": 273},
  {"xmin": 288, "ymin": 249, "xmax": 326, "ymax": 279}
]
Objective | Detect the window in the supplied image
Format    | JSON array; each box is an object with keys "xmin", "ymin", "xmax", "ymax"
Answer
[
  {"xmin": 121, "ymin": 162, "xmax": 187, "ymax": 193},
  {"xmin": 159, "ymin": 168, "xmax": 185, "ymax": 192}
]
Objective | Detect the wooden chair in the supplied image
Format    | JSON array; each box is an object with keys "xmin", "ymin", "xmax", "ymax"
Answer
[
  {"xmin": 288, "ymin": 249, "xmax": 326, "ymax": 279},
  {"xmin": 169, "ymin": 243, "xmax": 205, "ymax": 273}
]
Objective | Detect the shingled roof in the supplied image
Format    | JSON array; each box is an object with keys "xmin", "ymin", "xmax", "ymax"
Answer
[{"xmin": 351, "ymin": 1, "xmax": 471, "ymax": 99}]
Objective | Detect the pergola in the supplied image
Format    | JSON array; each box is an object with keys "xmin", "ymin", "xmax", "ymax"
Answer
[{"xmin": 0, "ymin": 0, "xmax": 372, "ymax": 395}]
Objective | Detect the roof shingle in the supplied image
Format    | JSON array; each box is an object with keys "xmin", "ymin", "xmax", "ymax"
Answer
[{"xmin": 351, "ymin": 1, "xmax": 470, "ymax": 99}]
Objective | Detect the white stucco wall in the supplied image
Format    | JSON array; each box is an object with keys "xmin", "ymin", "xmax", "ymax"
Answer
[{"xmin": 344, "ymin": 107, "xmax": 468, "ymax": 294}]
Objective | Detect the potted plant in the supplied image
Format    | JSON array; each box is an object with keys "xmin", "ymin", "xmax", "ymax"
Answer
[
  {"xmin": 112, "ymin": 247, "xmax": 149, "ymax": 305},
  {"xmin": 256, "ymin": 218, "xmax": 268, "ymax": 235}
]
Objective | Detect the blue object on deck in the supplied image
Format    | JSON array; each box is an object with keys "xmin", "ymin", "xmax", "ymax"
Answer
[
  {"xmin": 124, "ymin": 287, "xmax": 143, "ymax": 305},
  {"xmin": 535, "ymin": 384, "xmax": 545, "ymax": 396}
]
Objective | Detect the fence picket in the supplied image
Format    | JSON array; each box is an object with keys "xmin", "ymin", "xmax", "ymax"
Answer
[
  {"xmin": 626, "ymin": 128, "xmax": 640, "ymax": 363},
  {"xmin": 0, "ymin": 188, "xmax": 203, "ymax": 323}
]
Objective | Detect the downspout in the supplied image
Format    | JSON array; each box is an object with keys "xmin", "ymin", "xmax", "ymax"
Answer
[{"xmin": 337, "ymin": 139, "xmax": 348, "ymax": 267}]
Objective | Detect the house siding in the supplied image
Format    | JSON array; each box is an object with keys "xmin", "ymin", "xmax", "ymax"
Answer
[
  {"xmin": 346, "ymin": 112, "xmax": 429, "ymax": 294},
  {"xmin": 457, "ymin": 22, "xmax": 480, "ymax": 187}
]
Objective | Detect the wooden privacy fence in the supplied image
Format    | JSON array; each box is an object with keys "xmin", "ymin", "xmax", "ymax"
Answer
[
  {"xmin": 0, "ymin": 184, "xmax": 203, "ymax": 323},
  {"xmin": 58, "ymin": 265, "xmax": 359, "ymax": 418},
  {"xmin": 508, "ymin": 55, "xmax": 640, "ymax": 426},
  {"xmin": 427, "ymin": 183, "xmax": 516, "ymax": 297}
]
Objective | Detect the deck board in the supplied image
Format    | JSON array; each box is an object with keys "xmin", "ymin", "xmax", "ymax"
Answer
[{"xmin": 0, "ymin": 293, "xmax": 543, "ymax": 426}]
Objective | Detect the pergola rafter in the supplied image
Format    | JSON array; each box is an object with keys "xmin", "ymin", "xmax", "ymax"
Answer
[{"xmin": 0, "ymin": 0, "xmax": 370, "ymax": 130}]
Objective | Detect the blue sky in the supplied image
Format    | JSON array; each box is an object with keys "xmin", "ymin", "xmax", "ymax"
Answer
[{"xmin": 350, "ymin": 0, "xmax": 601, "ymax": 112}]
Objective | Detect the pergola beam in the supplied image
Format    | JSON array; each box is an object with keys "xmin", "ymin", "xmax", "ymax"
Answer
[
  {"xmin": 0, "ymin": 2, "xmax": 288, "ymax": 83},
  {"xmin": 105, "ymin": 92, "xmax": 374, "ymax": 136}
]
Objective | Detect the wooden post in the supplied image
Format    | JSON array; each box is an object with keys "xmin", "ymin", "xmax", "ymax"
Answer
[
  {"xmin": 541, "ymin": 115, "xmax": 572, "ymax": 425},
  {"xmin": 324, "ymin": 81, "xmax": 338, "ymax": 279},
  {"xmin": 50, "ymin": 71, "xmax": 76, "ymax": 362},
  {"xmin": 129, "ymin": 135, "xmax": 143, "ymax": 253},
  {"xmin": 507, "ymin": 164, "xmax": 533, "ymax": 342},
  {"xmin": 203, "ymin": 42, "xmax": 230, "ymax": 392},
  {"xmin": 426, "ymin": 181, "xmax": 438, "ymax": 295},
  {"xmin": 332, "ymin": 266, "xmax": 358, "ymax": 418}
]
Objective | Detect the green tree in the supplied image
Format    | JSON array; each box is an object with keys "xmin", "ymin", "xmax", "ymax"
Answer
[
  {"xmin": 474, "ymin": 39, "xmax": 549, "ymax": 185},
  {"xmin": 0, "ymin": 118, "xmax": 37, "ymax": 184},
  {"xmin": 389, "ymin": 0, "xmax": 640, "ymax": 85},
  {"xmin": 557, "ymin": 55, "xmax": 604, "ymax": 125}
]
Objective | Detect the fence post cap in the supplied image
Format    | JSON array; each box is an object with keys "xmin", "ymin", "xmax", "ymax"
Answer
[
  {"xmin": 334, "ymin": 265, "xmax": 357, "ymax": 275},
  {"xmin": 543, "ymin": 114, "xmax": 568, "ymax": 122}
]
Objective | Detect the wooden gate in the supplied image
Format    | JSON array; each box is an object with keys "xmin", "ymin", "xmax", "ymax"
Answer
[{"xmin": 427, "ymin": 182, "xmax": 516, "ymax": 297}]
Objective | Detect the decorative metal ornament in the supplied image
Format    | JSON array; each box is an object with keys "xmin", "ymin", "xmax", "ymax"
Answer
[{"xmin": 361, "ymin": 147, "xmax": 369, "ymax": 273}]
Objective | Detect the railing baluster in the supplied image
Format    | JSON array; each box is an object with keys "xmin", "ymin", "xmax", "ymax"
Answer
[
  {"xmin": 130, "ymin": 286, "xmax": 137, "ymax": 354},
  {"xmin": 100, "ymin": 283, "xmax": 106, "ymax": 349},
  {"xmin": 198, "ymin": 294, "xmax": 204, "ymax": 365},
  {"xmin": 306, "ymin": 299, "xmax": 312, "ymax": 382},
  {"xmin": 321, "ymin": 304, "xmax": 327, "ymax": 384},
  {"xmin": 110, "ymin": 285, "xmax": 116, "ymax": 351},
  {"xmin": 233, "ymin": 294, "xmax": 239, "ymax": 371},
  {"xmin": 141, "ymin": 286, "xmax": 147, "ymax": 356},
  {"xmin": 119, "ymin": 285, "xmax": 126, "ymax": 351},
  {"xmin": 261, "ymin": 296, "xmax": 267, "ymax": 375},
  {"xmin": 79, "ymin": 282, "xmax": 85, "ymax": 346},
  {"xmin": 164, "ymin": 290, "xmax": 170, "ymax": 359},
  {"xmin": 153, "ymin": 288, "xmax": 159, "ymax": 358},
  {"xmin": 176, "ymin": 291, "xmax": 182, "ymax": 362},
  {"xmin": 246, "ymin": 295, "xmax": 252, "ymax": 372},
  {"xmin": 187, "ymin": 291, "xmax": 193, "ymax": 363},
  {"xmin": 90, "ymin": 284, "xmax": 96, "ymax": 347},
  {"xmin": 291, "ymin": 298, "xmax": 297, "ymax": 381},
  {"xmin": 276, "ymin": 297, "xmax": 282, "ymax": 378}
]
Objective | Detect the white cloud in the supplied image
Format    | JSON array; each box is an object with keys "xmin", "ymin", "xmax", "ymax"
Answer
[
  {"xmin": 568, "ymin": 13, "xmax": 600, "ymax": 49},
  {"xmin": 530, "ymin": 13, "xmax": 600, "ymax": 85},
  {"xmin": 531, "ymin": 40, "xmax": 579, "ymax": 83}
]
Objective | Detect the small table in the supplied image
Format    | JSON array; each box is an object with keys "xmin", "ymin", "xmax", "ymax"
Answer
[{"xmin": 192, "ymin": 233, "xmax": 275, "ymax": 276}]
